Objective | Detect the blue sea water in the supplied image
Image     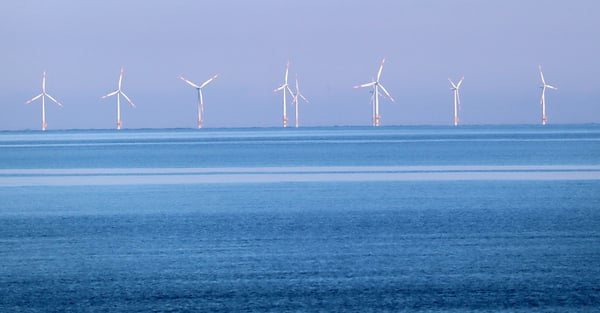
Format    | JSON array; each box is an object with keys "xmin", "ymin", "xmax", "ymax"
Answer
[{"xmin": 1, "ymin": 125, "xmax": 600, "ymax": 312}]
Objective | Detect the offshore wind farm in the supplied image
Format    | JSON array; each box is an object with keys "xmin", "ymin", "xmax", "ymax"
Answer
[
  {"xmin": 1, "ymin": 2, "xmax": 600, "ymax": 312},
  {"xmin": 13, "ymin": 61, "xmax": 567, "ymax": 130},
  {"xmin": 2, "ymin": 2, "xmax": 598, "ymax": 131}
]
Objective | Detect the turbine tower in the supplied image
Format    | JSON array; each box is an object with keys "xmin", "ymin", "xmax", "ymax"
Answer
[
  {"xmin": 448, "ymin": 77, "xmax": 464, "ymax": 126},
  {"xmin": 291, "ymin": 75, "xmax": 308, "ymax": 128},
  {"xmin": 353, "ymin": 58, "xmax": 395, "ymax": 126},
  {"xmin": 539, "ymin": 65, "xmax": 557, "ymax": 125},
  {"xmin": 274, "ymin": 62, "xmax": 294, "ymax": 127},
  {"xmin": 25, "ymin": 71, "xmax": 63, "ymax": 131},
  {"xmin": 180, "ymin": 74, "xmax": 219, "ymax": 128},
  {"xmin": 101, "ymin": 67, "xmax": 136, "ymax": 130}
]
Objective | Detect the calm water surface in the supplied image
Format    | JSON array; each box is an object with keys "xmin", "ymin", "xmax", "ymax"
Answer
[{"xmin": 1, "ymin": 125, "xmax": 599, "ymax": 312}]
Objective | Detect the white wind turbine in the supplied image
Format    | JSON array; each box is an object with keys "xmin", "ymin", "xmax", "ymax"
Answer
[
  {"xmin": 25, "ymin": 71, "xmax": 64, "ymax": 131},
  {"xmin": 180, "ymin": 74, "xmax": 219, "ymax": 128},
  {"xmin": 274, "ymin": 62, "xmax": 294, "ymax": 127},
  {"xmin": 101, "ymin": 67, "xmax": 135, "ymax": 130},
  {"xmin": 539, "ymin": 65, "xmax": 557, "ymax": 125},
  {"xmin": 353, "ymin": 58, "xmax": 395, "ymax": 126},
  {"xmin": 291, "ymin": 75, "xmax": 309, "ymax": 128},
  {"xmin": 448, "ymin": 77, "xmax": 464, "ymax": 126}
]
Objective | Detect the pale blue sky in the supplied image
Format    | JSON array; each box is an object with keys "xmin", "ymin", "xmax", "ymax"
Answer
[{"xmin": 1, "ymin": 0, "xmax": 598, "ymax": 130}]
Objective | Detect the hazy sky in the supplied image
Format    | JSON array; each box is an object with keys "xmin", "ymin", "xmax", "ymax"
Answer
[{"xmin": 1, "ymin": 0, "xmax": 599, "ymax": 130}]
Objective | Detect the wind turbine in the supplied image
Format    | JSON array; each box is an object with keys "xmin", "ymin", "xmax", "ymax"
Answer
[
  {"xmin": 291, "ymin": 75, "xmax": 309, "ymax": 128},
  {"xmin": 448, "ymin": 77, "xmax": 464, "ymax": 126},
  {"xmin": 353, "ymin": 58, "xmax": 395, "ymax": 126},
  {"xmin": 25, "ymin": 71, "xmax": 63, "ymax": 131},
  {"xmin": 274, "ymin": 61, "xmax": 294, "ymax": 127},
  {"xmin": 180, "ymin": 74, "xmax": 219, "ymax": 128},
  {"xmin": 101, "ymin": 67, "xmax": 135, "ymax": 130},
  {"xmin": 539, "ymin": 65, "xmax": 557, "ymax": 125}
]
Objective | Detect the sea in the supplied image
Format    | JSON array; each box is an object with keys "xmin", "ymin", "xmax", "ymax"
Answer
[{"xmin": 1, "ymin": 125, "xmax": 599, "ymax": 312}]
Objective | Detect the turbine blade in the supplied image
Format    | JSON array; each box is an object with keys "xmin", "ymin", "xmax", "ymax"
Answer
[
  {"xmin": 539, "ymin": 65, "xmax": 546, "ymax": 85},
  {"xmin": 378, "ymin": 84, "xmax": 396, "ymax": 103},
  {"xmin": 25, "ymin": 93, "xmax": 43, "ymax": 104},
  {"xmin": 295, "ymin": 76, "xmax": 307, "ymax": 103},
  {"xmin": 198, "ymin": 89, "xmax": 204, "ymax": 106},
  {"xmin": 119, "ymin": 67, "xmax": 124, "ymax": 89},
  {"xmin": 274, "ymin": 84, "xmax": 286, "ymax": 92},
  {"xmin": 199, "ymin": 74, "xmax": 219, "ymax": 89},
  {"xmin": 286, "ymin": 85, "xmax": 294, "ymax": 98},
  {"xmin": 101, "ymin": 90, "xmax": 119, "ymax": 98},
  {"xmin": 457, "ymin": 76, "xmax": 464, "ymax": 88},
  {"xmin": 540, "ymin": 88, "xmax": 545, "ymax": 105},
  {"xmin": 299, "ymin": 93, "xmax": 309, "ymax": 103},
  {"xmin": 457, "ymin": 91, "xmax": 462, "ymax": 110},
  {"xmin": 46, "ymin": 93, "xmax": 64, "ymax": 108},
  {"xmin": 121, "ymin": 91, "xmax": 136, "ymax": 107},
  {"xmin": 180, "ymin": 76, "xmax": 201, "ymax": 88},
  {"xmin": 42, "ymin": 71, "xmax": 46, "ymax": 92},
  {"xmin": 448, "ymin": 78, "xmax": 457, "ymax": 89},
  {"xmin": 285, "ymin": 62, "xmax": 289, "ymax": 84},
  {"xmin": 546, "ymin": 84, "xmax": 557, "ymax": 90},
  {"xmin": 377, "ymin": 58, "xmax": 386, "ymax": 81},
  {"xmin": 353, "ymin": 81, "xmax": 376, "ymax": 89}
]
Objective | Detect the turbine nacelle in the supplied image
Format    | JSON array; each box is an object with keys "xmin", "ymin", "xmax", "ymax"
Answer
[{"xmin": 449, "ymin": 77, "xmax": 464, "ymax": 90}]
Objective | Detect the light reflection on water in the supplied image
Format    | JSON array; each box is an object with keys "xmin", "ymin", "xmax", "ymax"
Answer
[{"xmin": 1, "ymin": 126, "xmax": 599, "ymax": 311}]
